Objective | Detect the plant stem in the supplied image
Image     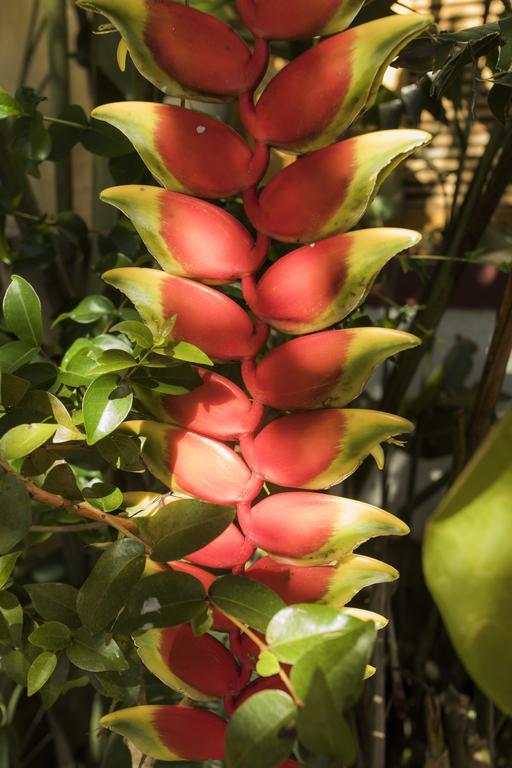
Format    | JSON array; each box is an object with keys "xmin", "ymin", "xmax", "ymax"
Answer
[
  {"xmin": 467, "ymin": 268, "xmax": 512, "ymax": 456},
  {"xmin": 0, "ymin": 458, "xmax": 148, "ymax": 550},
  {"xmin": 30, "ymin": 522, "xmax": 105, "ymax": 533}
]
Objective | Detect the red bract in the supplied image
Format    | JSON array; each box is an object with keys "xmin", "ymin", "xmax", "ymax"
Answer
[
  {"xmin": 236, "ymin": 0, "xmax": 363, "ymax": 40},
  {"xmin": 233, "ymin": 675, "xmax": 289, "ymax": 708},
  {"xmin": 135, "ymin": 624, "xmax": 242, "ymax": 700},
  {"xmin": 242, "ymin": 328, "xmax": 419, "ymax": 410},
  {"xmin": 186, "ymin": 524, "xmax": 255, "ymax": 570},
  {"xmin": 103, "ymin": 268, "xmax": 268, "ymax": 361},
  {"xmin": 135, "ymin": 368, "xmax": 263, "ymax": 441},
  {"xmin": 92, "ymin": 103, "xmax": 269, "ymax": 198},
  {"xmin": 101, "ymin": 186, "xmax": 269, "ymax": 284}
]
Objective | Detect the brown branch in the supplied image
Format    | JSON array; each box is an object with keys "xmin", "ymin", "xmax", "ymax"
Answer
[
  {"xmin": 467, "ymin": 269, "xmax": 512, "ymax": 456},
  {"xmin": 30, "ymin": 522, "xmax": 105, "ymax": 533},
  {"xmin": 0, "ymin": 458, "xmax": 148, "ymax": 551}
]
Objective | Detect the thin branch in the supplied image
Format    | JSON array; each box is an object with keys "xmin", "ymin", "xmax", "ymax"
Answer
[{"xmin": 30, "ymin": 522, "xmax": 105, "ymax": 533}]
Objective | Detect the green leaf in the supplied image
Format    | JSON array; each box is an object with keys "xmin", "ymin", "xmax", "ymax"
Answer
[
  {"xmin": 170, "ymin": 341, "xmax": 213, "ymax": 365},
  {"xmin": 0, "ymin": 474, "xmax": 31, "ymax": 554},
  {"xmin": 266, "ymin": 604, "xmax": 361, "ymax": 664},
  {"xmin": 291, "ymin": 623, "xmax": 376, "ymax": 710},
  {"xmin": 2, "ymin": 275, "xmax": 43, "ymax": 346},
  {"xmin": 0, "ymin": 372, "xmax": 30, "ymax": 409},
  {"xmin": 424, "ymin": 408, "xmax": 512, "ymax": 715},
  {"xmin": 0, "ymin": 591, "xmax": 23, "ymax": 646},
  {"xmin": 88, "ymin": 665, "xmax": 140, "ymax": 704},
  {"xmin": 93, "ymin": 349, "xmax": 137, "ymax": 375},
  {"xmin": 54, "ymin": 295, "xmax": 115, "ymax": 325},
  {"xmin": 225, "ymin": 690, "xmax": 296, "ymax": 768},
  {"xmin": 43, "ymin": 463, "xmax": 83, "ymax": 500},
  {"xmin": 0, "ymin": 88, "xmax": 24, "ymax": 119},
  {"xmin": 27, "ymin": 651, "xmax": 58, "ymax": 696},
  {"xmin": 39, "ymin": 654, "xmax": 69, "ymax": 709},
  {"xmin": 0, "ymin": 422, "xmax": 57, "ymax": 460},
  {"xmin": 209, "ymin": 576, "xmax": 285, "ymax": 633},
  {"xmin": 116, "ymin": 570, "xmax": 206, "ymax": 634},
  {"xmin": 82, "ymin": 482, "xmax": 123, "ymax": 512},
  {"xmin": 138, "ymin": 499, "xmax": 235, "ymax": 562},
  {"xmin": 0, "ymin": 340, "xmax": 38, "ymax": 373},
  {"xmin": 83, "ymin": 374, "xmax": 133, "ymax": 445},
  {"xmin": 76, "ymin": 539, "xmax": 145, "ymax": 634},
  {"xmin": 256, "ymin": 650, "xmax": 281, "ymax": 678},
  {"xmin": 297, "ymin": 669, "xmax": 356, "ymax": 764},
  {"xmin": 26, "ymin": 583, "xmax": 80, "ymax": 628},
  {"xmin": 66, "ymin": 628, "xmax": 128, "ymax": 672},
  {"xmin": 2, "ymin": 649, "xmax": 28, "ymax": 685},
  {"xmin": 48, "ymin": 105, "xmax": 88, "ymax": 161},
  {"xmin": 0, "ymin": 551, "xmax": 22, "ymax": 589},
  {"xmin": 111, "ymin": 321, "xmax": 153, "ymax": 349},
  {"xmin": 97, "ymin": 433, "xmax": 144, "ymax": 472},
  {"xmin": 28, "ymin": 621, "xmax": 72, "ymax": 651}
]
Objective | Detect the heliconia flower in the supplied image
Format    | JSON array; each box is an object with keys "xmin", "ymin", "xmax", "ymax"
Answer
[
  {"xmin": 92, "ymin": 103, "xmax": 269, "ymax": 199},
  {"xmin": 242, "ymin": 228, "xmax": 421, "ymax": 334},
  {"xmin": 135, "ymin": 624, "xmax": 242, "ymax": 700},
  {"xmin": 232, "ymin": 675, "xmax": 289, "ymax": 708},
  {"xmin": 244, "ymin": 491, "xmax": 409, "ymax": 565},
  {"xmin": 242, "ymin": 328, "xmax": 420, "ymax": 410},
  {"xmin": 236, "ymin": 0, "xmax": 364, "ymax": 40},
  {"xmin": 100, "ymin": 186, "xmax": 269, "ymax": 284},
  {"xmin": 134, "ymin": 367, "xmax": 264, "ymax": 441},
  {"xmin": 240, "ymin": 14, "xmax": 432, "ymax": 153},
  {"xmin": 186, "ymin": 524, "xmax": 255, "ymax": 570},
  {"xmin": 169, "ymin": 561, "xmax": 234, "ymax": 631},
  {"xmin": 243, "ymin": 129, "xmax": 431, "ymax": 243},
  {"xmin": 76, "ymin": 0, "xmax": 268, "ymax": 100},
  {"xmin": 240, "ymin": 409, "xmax": 414, "ymax": 489},
  {"xmin": 103, "ymin": 268, "xmax": 268, "ymax": 361},
  {"xmin": 100, "ymin": 705, "xmax": 226, "ymax": 761},
  {"xmin": 246, "ymin": 554, "xmax": 398, "ymax": 606},
  {"xmin": 122, "ymin": 420, "xmax": 257, "ymax": 505}
]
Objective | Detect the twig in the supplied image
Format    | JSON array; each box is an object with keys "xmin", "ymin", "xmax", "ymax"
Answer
[
  {"xmin": 0, "ymin": 458, "xmax": 148, "ymax": 551},
  {"xmin": 30, "ymin": 522, "xmax": 105, "ymax": 533}
]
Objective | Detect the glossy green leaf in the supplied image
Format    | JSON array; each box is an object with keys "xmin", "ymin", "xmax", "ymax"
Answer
[
  {"xmin": 0, "ymin": 591, "xmax": 23, "ymax": 646},
  {"xmin": 266, "ymin": 604, "xmax": 361, "ymax": 664},
  {"xmin": 93, "ymin": 349, "xmax": 138, "ymax": 375},
  {"xmin": 111, "ymin": 320, "xmax": 153, "ymax": 349},
  {"xmin": 54, "ymin": 295, "xmax": 115, "ymax": 325},
  {"xmin": 424, "ymin": 408, "xmax": 512, "ymax": 714},
  {"xmin": 170, "ymin": 341, "xmax": 213, "ymax": 365},
  {"xmin": 43, "ymin": 463, "xmax": 83, "ymax": 500},
  {"xmin": 27, "ymin": 651, "xmax": 58, "ymax": 696},
  {"xmin": 0, "ymin": 422, "xmax": 57, "ymax": 460},
  {"xmin": 66, "ymin": 628, "xmax": 129, "ymax": 672},
  {"xmin": 297, "ymin": 668, "xmax": 356, "ymax": 764},
  {"xmin": 25, "ymin": 583, "xmax": 80, "ymax": 628},
  {"xmin": 291, "ymin": 622, "xmax": 376, "ymax": 710},
  {"xmin": 96, "ymin": 433, "xmax": 144, "ymax": 472},
  {"xmin": 225, "ymin": 690, "xmax": 296, "ymax": 768},
  {"xmin": 39, "ymin": 654, "xmax": 70, "ymax": 709},
  {"xmin": 115, "ymin": 570, "xmax": 206, "ymax": 633},
  {"xmin": 0, "ymin": 551, "xmax": 22, "ymax": 589},
  {"xmin": 0, "ymin": 372, "xmax": 31, "ymax": 409},
  {"xmin": 256, "ymin": 650, "xmax": 281, "ymax": 677},
  {"xmin": 82, "ymin": 482, "xmax": 123, "ymax": 512},
  {"xmin": 77, "ymin": 539, "xmax": 145, "ymax": 634},
  {"xmin": 209, "ymin": 576, "xmax": 285, "ymax": 633},
  {"xmin": 83, "ymin": 374, "xmax": 133, "ymax": 445},
  {"xmin": 28, "ymin": 621, "xmax": 72, "ymax": 651},
  {"xmin": 2, "ymin": 275, "xmax": 43, "ymax": 346},
  {"xmin": 0, "ymin": 340, "xmax": 38, "ymax": 373},
  {"xmin": 138, "ymin": 499, "xmax": 235, "ymax": 562},
  {"xmin": 0, "ymin": 474, "xmax": 32, "ymax": 554},
  {"xmin": 0, "ymin": 87, "xmax": 24, "ymax": 119}
]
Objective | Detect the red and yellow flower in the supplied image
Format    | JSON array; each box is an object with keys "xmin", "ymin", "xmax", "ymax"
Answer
[{"xmin": 236, "ymin": 0, "xmax": 364, "ymax": 40}]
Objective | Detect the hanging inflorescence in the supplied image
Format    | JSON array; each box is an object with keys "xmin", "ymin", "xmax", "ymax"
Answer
[{"xmin": 76, "ymin": 0, "xmax": 433, "ymax": 761}]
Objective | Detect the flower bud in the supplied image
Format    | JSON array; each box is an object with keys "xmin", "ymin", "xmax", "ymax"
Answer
[
  {"xmin": 103, "ymin": 267, "xmax": 268, "ymax": 361},
  {"xmin": 243, "ymin": 130, "xmax": 431, "ymax": 242},
  {"xmin": 240, "ymin": 409, "xmax": 414, "ymax": 489},
  {"xmin": 187, "ymin": 524, "xmax": 255, "ymax": 570},
  {"xmin": 100, "ymin": 705, "xmax": 226, "ymax": 761},
  {"xmin": 242, "ymin": 228, "xmax": 420, "ymax": 333},
  {"xmin": 135, "ymin": 624, "xmax": 242, "ymax": 700},
  {"xmin": 92, "ymin": 102, "xmax": 268, "ymax": 198},
  {"xmin": 242, "ymin": 328, "xmax": 419, "ymax": 409},
  {"xmin": 236, "ymin": 0, "xmax": 363, "ymax": 40},
  {"xmin": 100, "ymin": 186, "xmax": 269, "ymax": 284},
  {"xmin": 245, "ymin": 491, "xmax": 409, "ymax": 565}
]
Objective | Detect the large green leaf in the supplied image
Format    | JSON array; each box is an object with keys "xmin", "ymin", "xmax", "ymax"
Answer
[
  {"xmin": 115, "ymin": 570, "xmax": 206, "ymax": 633},
  {"xmin": 83, "ymin": 374, "xmax": 133, "ymax": 445},
  {"xmin": 0, "ymin": 423, "xmax": 58, "ymax": 460},
  {"xmin": 66, "ymin": 628, "xmax": 129, "ymax": 672},
  {"xmin": 25, "ymin": 583, "xmax": 81, "ymax": 628},
  {"xmin": 423, "ymin": 408, "xmax": 512, "ymax": 714},
  {"xmin": 2, "ymin": 275, "xmax": 43, "ymax": 346},
  {"xmin": 0, "ymin": 474, "xmax": 32, "ymax": 554},
  {"xmin": 28, "ymin": 621, "xmax": 72, "ymax": 651},
  {"xmin": 76, "ymin": 539, "xmax": 145, "ymax": 633},
  {"xmin": 209, "ymin": 576, "xmax": 286, "ymax": 633},
  {"xmin": 266, "ymin": 604, "xmax": 361, "ymax": 664},
  {"xmin": 138, "ymin": 499, "xmax": 235, "ymax": 562},
  {"xmin": 225, "ymin": 690, "xmax": 297, "ymax": 768}
]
